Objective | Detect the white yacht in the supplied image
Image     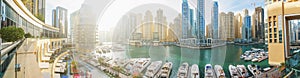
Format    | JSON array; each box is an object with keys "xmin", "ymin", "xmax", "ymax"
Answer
[
  {"xmin": 236, "ymin": 65, "xmax": 248, "ymax": 77},
  {"xmin": 205, "ymin": 64, "xmax": 215, "ymax": 78},
  {"xmin": 214, "ymin": 65, "xmax": 225, "ymax": 78},
  {"xmin": 229, "ymin": 65, "xmax": 241, "ymax": 78},
  {"xmin": 144, "ymin": 61, "xmax": 163, "ymax": 78},
  {"xmin": 158, "ymin": 62, "xmax": 173, "ymax": 78},
  {"xmin": 177, "ymin": 62, "xmax": 189, "ymax": 78},
  {"xmin": 134, "ymin": 58, "xmax": 151, "ymax": 73},
  {"xmin": 190, "ymin": 64, "xmax": 200, "ymax": 78},
  {"xmin": 247, "ymin": 64, "xmax": 261, "ymax": 77}
]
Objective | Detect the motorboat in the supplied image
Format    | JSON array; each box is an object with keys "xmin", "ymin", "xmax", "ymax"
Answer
[
  {"xmin": 236, "ymin": 65, "xmax": 249, "ymax": 77},
  {"xmin": 158, "ymin": 62, "xmax": 173, "ymax": 78},
  {"xmin": 229, "ymin": 65, "xmax": 241, "ymax": 78},
  {"xmin": 205, "ymin": 64, "xmax": 215, "ymax": 78},
  {"xmin": 214, "ymin": 65, "xmax": 226, "ymax": 78},
  {"xmin": 190, "ymin": 64, "xmax": 200, "ymax": 78},
  {"xmin": 247, "ymin": 64, "xmax": 261, "ymax": 77},
  {"xmin": 177, "ymin": 62, "xmax": 189, "ymax": 78},
  {"xmin": 144, "ymin": 61, "xmax": 163, "ymax": 78}
]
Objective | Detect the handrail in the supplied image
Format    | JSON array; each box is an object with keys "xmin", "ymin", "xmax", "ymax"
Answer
[{"xmin": 1, "ymin": 40, "xmax": 22, "ymax": 57}]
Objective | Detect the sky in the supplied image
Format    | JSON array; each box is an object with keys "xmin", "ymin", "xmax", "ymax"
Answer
[{"xmin": 45, "ymin": 0, "xmax": 265, "ymax": 29}]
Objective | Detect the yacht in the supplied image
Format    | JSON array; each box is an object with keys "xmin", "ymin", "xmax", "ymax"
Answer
[
  {"xmin": 158, "ymin": 62, "xmax": 173, "ymax": 78},
  {"xmin": 229, "ymin": 65, "xmax": 241, "ymax": 78},
  {"xmin": 236, "ymin": 65, "xmax": 248, "ymax": 77},
  {"xmin": 190, "ymin": 64, "xmax": 200, "ymax": 78},
  {"xmin": 247, "ymin": 64, "xmax": 261, "ymax": 77},
  {"xmin": 144, "ymin": 61, "xmax": 163, "ymax": 78},
  {"xmin": 214, "ymin": 65, "xmax": 225, "ymax": 78},
  {"xmin": 205, "ymin": 64, "xmax": 215, "ymax": 78},
  {"xmin": 134, "ymin": 58, "xmax": 151, "ymax": 73},
  {"xmin": 177, "ymin": 62, "xmax": 189, "ymax": 78}
]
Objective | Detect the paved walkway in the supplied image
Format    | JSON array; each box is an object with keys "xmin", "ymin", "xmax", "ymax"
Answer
[{"xmin": 3, "ymin": 39, "xmax": 42, "ymax": 78}]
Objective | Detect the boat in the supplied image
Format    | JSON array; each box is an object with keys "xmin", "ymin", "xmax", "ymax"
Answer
[
  {"xmin": 134, "ymin": 58, "xmax": 151, "ymax": 73},
  {"xmin": 144, "ymin": 61, "xmax": 163, "ymax": 78},
  {"xmin": 190, "ymin": 64, "xmax": 200, "ymax": 78},
  {"xmin": 214, "ymin": 65, "xmax": 226, "ymax": 78},
  {"xmin": 251, "ymin": 58, "xmax": 258, "ymax": 62},
  {"xmin": 263, "ymin": 67, "xmax": 271, "ymax": 72},
  {"xmin": 177, "ymin": 62, "xmax": 189, "ymax": 78},
  {"xmin": 229, "ymin": 65, "xmax": 241, "ymax": 78},
  {"xmin": 205, "ymin": 64, "xmax": 215, "ymax": 78},
  {"xmin": 158, "ymin": 62, "xmax": 173, "ymax": 78},
  {"xmin": 247, "ymin": 64, "xmax": 261, "ymax": 77},
  {"xmin": 236, "ymin": 65, "xmax": 249, "ymax": 77}
]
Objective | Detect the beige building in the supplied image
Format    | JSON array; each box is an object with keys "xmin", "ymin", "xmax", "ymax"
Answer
[
  {"xmin": 234, "ymin": 13, "xmax": 243, "ymax": 39},
  {"xmin": 206, "ymin": 24, "xmax": 212, "ymax": 38},
  {"xmin": 219, "ymin": 12, "xmax": 235, "ymax": 41},
  {"xmin": 266, "ymin": 0, "xmax": 300, "ymax": 66}
]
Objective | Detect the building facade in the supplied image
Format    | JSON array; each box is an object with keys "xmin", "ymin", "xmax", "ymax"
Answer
[
  {"xmin": 252, "ymin": 7, "xmax": 265, "ymax": 42},
  {"xmin": 197, "ymin": 0, "xmax": 205, "ymax": 43},
  {"xmin": 212, "ymin": 1, "xmax": 219, "ymax": 39},
  {"xmin": 242, "ymin": 9, "xmax": 252, "ymax": 42},
  {"xmin": 182, "ymin": 0, "xmax": 190, "ymax": 39},
  {"xmin": 52, "ymin": 6, "xmax": 68, "ymax": 38},
  {"xmin": 21, "ymin": 0, "xmax": 45, "ymax": 22}
]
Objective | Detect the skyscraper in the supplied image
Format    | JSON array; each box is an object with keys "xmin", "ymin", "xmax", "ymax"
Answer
[
  {"xmin": 155, "ymin": 9, "xmax": 168, "ymax": 41},
  {"xmin": 211, "ymin": 1, "xmax": 218, "ymax": 39},
  {"xmin": 52, "ymin": 6, "xmax": 68, "ymax": 38},
  {"xmin": 242, "ymin": 9, "xmax": 251, "ymax": 42},
  {"xmin": 143, "ymin": 10, "xmax": 154, "ymax": 41},
  {"xmin": 227, "ymin": 12, "xmax": 235, "ymax": 41},
  {"xmin": 234, "ymin": 13, "xmax": 243, "ymax": 39},
  {"xmin": 219, "ymin": 12, "xmax": 226, "ymax": 40},
  {"xmin": 252, "ymin": 7, "xmax": 265, "ymax": 42},
  {"xmin": 190, "ymin": 8, "xmax": 195, "ymax": 37},
  {"xmin": 219, "ymin": 12, "xmax": 234, "ymax": 41},
  {"xmin": 197, "ymin": 0, "xmax": 205, "ymax": 42},
  {"xmin": 182, "ymin": 0, "xmax": 190, "ymax": 39}
]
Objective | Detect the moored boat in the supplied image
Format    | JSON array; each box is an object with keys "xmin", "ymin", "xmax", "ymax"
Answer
[
  {"xmin": 236, "ymin": 65, "xmax": 249, "ymax": 77},
  {"xmin": 177, "ymin": 62, "xmax": 189, "ymax": 78},
  {"xmin": 247, "ymin": 64, "xmax": 261, "ymax": 77},
  {"xmin": 214, "ymin": 65, "xmax": 226, "ymax": 78},
  {"xmin": 190, "ymin": 64, "xmax": 200, "ymax": 78},
  {"xmin": 158, "ymin": 62, "xmax": 173, "ymax": 78},
  {"xmin": 229, "ymin": 65, "xmax": 241, "ymax": 78},
  {"xmin": 205, "ymin": 64, "xmax": 215, "ymax": 78},
  {"xmin": 144, "ymin": 61, "xmax": 163, "ymax": 78}
]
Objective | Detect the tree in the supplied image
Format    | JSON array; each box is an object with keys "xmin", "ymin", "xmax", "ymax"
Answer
[
  {"xmin": 24, "ymin": 33, "xmax": 33, "ymax": 38},
  {"xmin": 0, "ymin": 26, "xmax": 25, "ymax": 42}
]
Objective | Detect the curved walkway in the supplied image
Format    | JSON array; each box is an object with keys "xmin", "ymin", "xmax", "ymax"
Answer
[{"xmin": 51, "ymin": 50, "xmax": 70, "ymax": 78}]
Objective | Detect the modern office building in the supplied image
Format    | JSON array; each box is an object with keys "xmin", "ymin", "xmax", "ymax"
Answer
[
  {"xmin": 52, "ymin": 6, "xmax": 68, "ymax": 38},
  {"xmin": 212, "ymin": 1, "xmax": 219, "ymax": 39},
  {"xmin": 70, "ymin": 10, "xmax": 80, "ymax": 44},
  {"xmin": 252, "ymin": 7, "xmax": 265, "ymax": 42},
  {"xmin": 182, "ymin": 0, "xmax": 190, "ymax": 39},
  {"xmin": 21, "ymin": 0, "xmax": 45, "ymax": 22},
  {"xmin": 190, "ymin": 8, "xmax": 195, "ymax": 37},
  {"xmin": 242, "ymin": 9, "xmax": 252, "ymax": 42},
  {"xmin": 197, "ymin": 0, "xmax": 205, "ymax": 42}
]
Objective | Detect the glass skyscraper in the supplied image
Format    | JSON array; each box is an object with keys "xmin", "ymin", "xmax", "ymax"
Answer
[
  {"xmin": 212, "ymin": 1, "xmax": 218, "ymax": 39},
  {"xmin": 197, "ymin": 0, "xmax": 205, "ymax": 43},
  {"xmin": 243, "ymin": 15, "xmax": 251, "ymax": 42},
  {"xmin": 182, "ymin": 0, "xmax": 190, "ymax": 39}
]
